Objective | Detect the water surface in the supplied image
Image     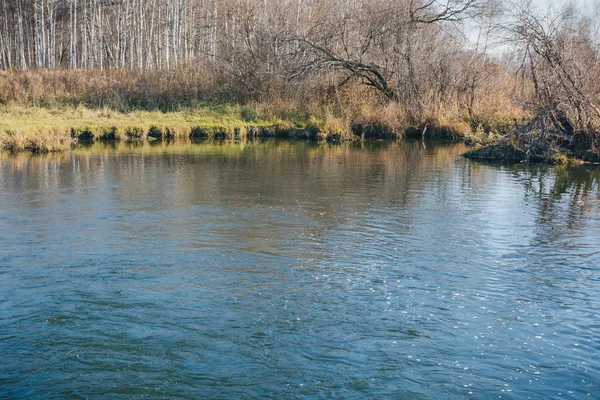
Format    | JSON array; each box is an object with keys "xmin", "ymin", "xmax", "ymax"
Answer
[{"xmin": 1, "ymin": 140, "xmax": 599, "ymax": 399}]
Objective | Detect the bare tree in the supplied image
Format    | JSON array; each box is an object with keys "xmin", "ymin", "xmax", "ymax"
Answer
[
  {"xmin": 508, "ymin": 1, "xmax": 600, "ymax": 133},
  {"xmin": 290, "ymin": 0, "xmax": 478, "ymax": 115}
]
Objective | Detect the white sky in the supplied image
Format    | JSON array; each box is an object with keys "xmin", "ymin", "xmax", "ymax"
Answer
[
  {"xmin": 530, "ymin": 0, "xmax": 597, "ymax": 14},
  {"xmin": 463, "ymin": 0, "xmax": 599, "ymax": 57}
]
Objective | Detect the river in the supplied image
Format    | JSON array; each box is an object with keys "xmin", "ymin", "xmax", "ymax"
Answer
[{"xmin": 1, "ymin": 140, "xmax": 599, "ymax": 398}]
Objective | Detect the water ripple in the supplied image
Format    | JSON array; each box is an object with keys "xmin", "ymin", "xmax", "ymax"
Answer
[{"xmin": 1, "ymin": 141, "xmax": 599, "ymax": 398}]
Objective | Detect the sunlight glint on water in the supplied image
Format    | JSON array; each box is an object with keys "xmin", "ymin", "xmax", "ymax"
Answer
[{"xmin": 1, "ymin": 140, "xmax": 599, "ymax": 399}]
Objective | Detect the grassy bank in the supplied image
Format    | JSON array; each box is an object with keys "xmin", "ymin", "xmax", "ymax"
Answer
[
  {"xmin": 0, "ymin": 103, "xmax": 478, "ymax": 153},
  {"xmin": 0, "ymin": 104, "xmax": 311, "ymax": 152},
  {"xmin": 0, "ymin": 70, "xmax": 520, "ymax": 154}
]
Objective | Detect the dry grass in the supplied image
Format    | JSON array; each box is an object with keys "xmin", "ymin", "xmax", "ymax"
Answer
[
  {"xmin": 0, "ymin": 67, "xmax": 222, "ymax": 110},
  {"xmin": 0, "ymin": 69, "xmax": 530, "ymax": 153}
]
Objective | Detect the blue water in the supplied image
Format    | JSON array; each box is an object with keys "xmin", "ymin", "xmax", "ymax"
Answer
[{"xmin": 1, "ymin": 140, "xmax": 599, "ymax": 399}]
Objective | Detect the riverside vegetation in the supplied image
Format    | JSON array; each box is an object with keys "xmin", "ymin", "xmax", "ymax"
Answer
[{"xmin": 0, "ymin": 0, "xmax": 599, "ymax": 163}]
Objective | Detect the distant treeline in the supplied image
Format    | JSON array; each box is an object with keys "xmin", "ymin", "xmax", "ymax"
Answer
[
  {"xmin": 0, "ymin": 0, "xmax": 599, "ymax": 160},
  {"xmin": 0, "ymin": 1, "xmax": 520, "ymax": 108}
]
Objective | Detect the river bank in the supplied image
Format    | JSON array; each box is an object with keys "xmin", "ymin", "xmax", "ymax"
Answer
[
  {"xmin": 4, "ymin": 104, "xmax": 599, "ymax": 166},
  {"xmin": 462, "ymin": 130, "xmax": 600, "ymax": 165},
  {"xmin": 0, "ymin": 104, "xmax": 472, "ymax": 153},
  {"xmin": 0, "ymin": 104, "xmax": 304, "ymax": 152}
]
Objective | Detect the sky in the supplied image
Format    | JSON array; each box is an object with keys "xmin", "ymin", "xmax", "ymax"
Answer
[
  {"xmin": 531, "ymin": 0, "xmax": 597, "ymax": 14},
  {"xmin": 462, "ymin": 0, "xmax": 599, "ymax": 57}
]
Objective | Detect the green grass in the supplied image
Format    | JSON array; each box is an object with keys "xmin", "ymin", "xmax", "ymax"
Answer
[
  {"xmin": 0, "ymin": 103, "xmax": 282, "ymax": 134},
  {"xmin": 1, "ymin": 102, "xmax": 503, "ymax": 154},
  {"xmin": 0, "ymin": 103, "xmax": 322, "ymax": 153}
]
